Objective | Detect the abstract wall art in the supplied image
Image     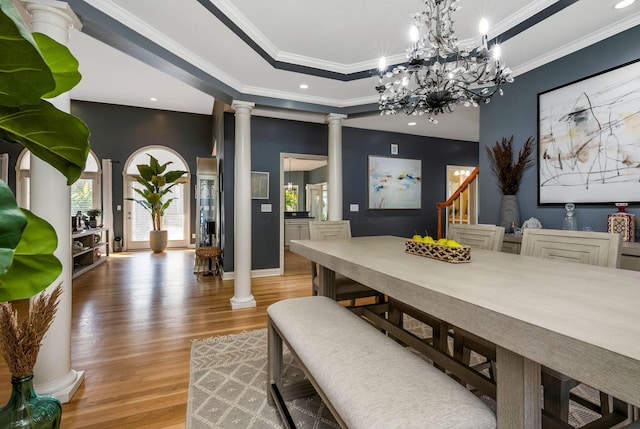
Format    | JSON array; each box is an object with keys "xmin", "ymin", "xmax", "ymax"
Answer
[
  {"xmin": 538, "ymin": 59, "xmax": 640, "ymax": 204},
  {"xmin": 368, "ymin": 156, "xmax": 422, "ymax": 209}
]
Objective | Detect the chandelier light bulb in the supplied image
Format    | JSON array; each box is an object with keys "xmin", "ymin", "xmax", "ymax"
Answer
[
  {"xmin": 409, "ymin": 25, "xmax": 420, "ymax": 43},
  {"xmin": 615, "ymin": 0, "xmax": 635, "ymax": 9},
  {"xmin": 492, "ymin": 44, "xmax": 502, "ymax": 60},
  {"xmin": 401, "ymin": 76, "xmax": 409, "ymax": 87},
  {"xmin": 478, "ymin": 17, "xmax": 489, "ymax": 35},
  {"xmin": 378, "ymin": 57, "xmax": 387, "ymax": 72}
]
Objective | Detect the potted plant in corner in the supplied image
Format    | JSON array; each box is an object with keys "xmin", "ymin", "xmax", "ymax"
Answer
[
  {"xmin": 0, "ymin": 0, "xmax": 90, "ymax": 426},
  {"xmin": 486, "ymin": 136, "xmax": 534, "ymax": 231},
  {"xmin": 127, "ymin": 155, "xmax": 187, "ymax": 253},
  {"xmin": 86, "ymin": 208, "xmax": 102, "ymax": 228}
]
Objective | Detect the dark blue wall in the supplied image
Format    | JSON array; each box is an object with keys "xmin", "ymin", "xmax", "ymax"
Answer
[
  {"xmin": 223, "ymin": 113, "xmax": 478, "ymax": 271},
  {"xmin": 480, "ymin": 25, "xmax": 640, "ymax": 230},
  {"xmin": 71, "ymin": 101, "xmax": 213, "ymax": 242},
  {"xmin": 342, "ymin": 127, "xmax": 478, "ymax": 238},
  {"xmin": 0, "ymin": 102, "xmax": 214, "ymax": 244}
]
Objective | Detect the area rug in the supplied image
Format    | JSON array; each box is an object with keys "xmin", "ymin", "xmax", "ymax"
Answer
[{"xmin": 187, "ymin": 319, "xmax": 600, "ymax": 428}]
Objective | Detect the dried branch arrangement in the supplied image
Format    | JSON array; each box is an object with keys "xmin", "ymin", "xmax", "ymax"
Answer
[
  {"xmin": 486, "ymin": 136, "xmax": 535, "ymax": 195},
  {"xmin": 0, "ymin": 285, "xmax": 63, "ymax": 377}
]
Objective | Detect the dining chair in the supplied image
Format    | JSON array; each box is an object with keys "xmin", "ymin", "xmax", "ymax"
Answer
[
  {"xmin": 446, "ymin": 224, "xmax": 505, "ymax": 382},
  {"xmin": 308, "ymin": 221, "xmax": 384, "ymax": 305},
  {"xmin": 521, "ymin": 228, "xmax": 628, "ymax": 427},
  {"xmin": 447, "ymin": 223, "xmax": 506, "ymax": 251}
]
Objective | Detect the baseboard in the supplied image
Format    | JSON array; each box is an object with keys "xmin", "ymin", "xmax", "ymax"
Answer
[{"xmin": 222, "ymin": 267, "xmax": 282, "ymax": 280}]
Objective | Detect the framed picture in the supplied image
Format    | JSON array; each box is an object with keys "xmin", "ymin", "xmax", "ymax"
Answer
[
  {"xmin": 368, "ymin": 156, "xmax": 421, "ymax": 209},
  {"xmin": 538, "ymin": 59, "xmax": 640, "ymax": 204},
  {"xmin": 251, "ymin": 171, "xmax": 269, "ymax": 199}
]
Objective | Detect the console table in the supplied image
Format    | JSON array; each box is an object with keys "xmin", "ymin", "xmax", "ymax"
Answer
[{"xmin": 72, "ymin": 227, "xmax": 109, "ymax": 279}]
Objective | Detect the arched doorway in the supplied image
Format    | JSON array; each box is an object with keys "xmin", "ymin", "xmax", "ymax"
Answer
[{"xmin": 123, "ymin": 146, "xmax": 190, "ymax": 250}]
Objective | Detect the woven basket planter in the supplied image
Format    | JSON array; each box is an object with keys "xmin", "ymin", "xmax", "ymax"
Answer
[{"xmin": 405, "ymin": 239, "xmax": 471, "ymax": 263}]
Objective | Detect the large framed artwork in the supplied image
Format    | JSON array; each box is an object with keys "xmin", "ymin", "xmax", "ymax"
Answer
[
  {"xmin": 538, "ymin": 59, "xmax": 640, "ymax": 204},
  {"xmin": 368, "ymin": 156, "xmax": 421, "ymax": 209}
]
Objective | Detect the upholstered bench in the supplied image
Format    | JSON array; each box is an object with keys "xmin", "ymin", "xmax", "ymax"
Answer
[{"xmin": 267, "ymin": 296, "xmax": 496, "ymax": 429}]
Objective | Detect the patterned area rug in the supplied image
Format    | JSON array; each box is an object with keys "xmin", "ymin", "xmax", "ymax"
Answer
[{"xmin": 187, "ymin": 318, "xmax": 601, "ymax": 428}]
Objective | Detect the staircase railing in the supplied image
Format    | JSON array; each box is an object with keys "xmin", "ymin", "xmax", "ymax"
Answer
[{"xmin": 436, "ymin": 166, "xmax": 480, "ymax": 239}]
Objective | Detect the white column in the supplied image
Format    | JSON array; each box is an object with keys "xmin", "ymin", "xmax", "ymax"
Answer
[
  {"xmin": 327, "ymin": 113, "xmax": 346, "ymax": 221},
  {"xmin": 230, "ymin": 101, "xmax": 256, "ymax": 309},
  {"xmin": 21, "ymin": 0, "xmax": 85, "ymax": 403}
]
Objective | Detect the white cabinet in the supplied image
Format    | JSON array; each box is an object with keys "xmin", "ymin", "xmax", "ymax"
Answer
[
  {"xmin": 72, "ymin": 228, "xmax": 109, "ymax": 278},
  {"xmin": 285, "ymin": 219, "xmax": 311, "ymax": 246}
]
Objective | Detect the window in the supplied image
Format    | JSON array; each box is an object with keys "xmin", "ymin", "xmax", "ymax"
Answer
[
  {"xmin": 284, "ymin": 186, "xmax": 299, "ymax": 211},
  {"xmin": 0, "ymin": 153, "xmax": 7, "ymax": 183},
  {"xmin": 16, "ymin": 149, "xmax": 101, "ymax": 213}
]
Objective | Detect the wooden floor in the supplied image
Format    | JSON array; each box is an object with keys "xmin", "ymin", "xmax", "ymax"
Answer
[{"xmin": 0, "ymin": 249, "xmax": 312, "ymax": 428}]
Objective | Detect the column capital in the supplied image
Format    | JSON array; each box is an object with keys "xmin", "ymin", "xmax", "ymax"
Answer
[
  {"xmin": 231, "ymin": 100, "xmax": 255, "ymax": 112},
  {"xmin": 326, "ymin": 113, "xmax": 347, "ymax": 124},
  {"xmin": 21, "ymin": 0, "xmax": 82, "ymax": 31}
]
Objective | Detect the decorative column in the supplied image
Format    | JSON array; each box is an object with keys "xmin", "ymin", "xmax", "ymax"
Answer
[
  {"xmin": 327, "ymin": 113, "xmax": 346, "ymax": 221},
  {"xmin": 20, "ymin": 0, "xmax": 85, "ymax": 403},
  {"xmin": 230, "ymin": 101, "xmax": 256, "ymax": 309}
]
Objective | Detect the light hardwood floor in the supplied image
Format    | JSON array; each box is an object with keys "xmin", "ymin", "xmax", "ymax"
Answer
[{"xmin": 0, "ymin": 249, "xmax": 313, "ymax": 428}]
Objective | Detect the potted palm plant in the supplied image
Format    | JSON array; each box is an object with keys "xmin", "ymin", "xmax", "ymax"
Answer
[
  {"xmin": 0, "ymin": 0, "xmax": 90, "ymax": 426},
  {"xmin": 486, "ymin": 136, "xmax": 534, "ymax": 230},
  {"xmin": 127, "ymin": 155, "xmax": 187, "ymax": 253}
]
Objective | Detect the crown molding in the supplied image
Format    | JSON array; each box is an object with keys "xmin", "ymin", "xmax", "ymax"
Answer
[{"xmin": 510, "ymin": 11, "xmax": 640, "ymax": 77}]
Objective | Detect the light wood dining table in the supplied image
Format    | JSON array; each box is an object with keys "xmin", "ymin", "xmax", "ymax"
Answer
[{"xmin": 290, "ymin": 235, "xmax": 640, "ymax": 429}]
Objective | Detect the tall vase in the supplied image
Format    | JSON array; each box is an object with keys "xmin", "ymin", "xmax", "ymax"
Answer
[
  {"xmin": 0, "ymin": 374, "xmax": 61, "ymax": 428},
  {"xmin": 498, "ymin": 194, "xmax": 521, "ymax": 232}
]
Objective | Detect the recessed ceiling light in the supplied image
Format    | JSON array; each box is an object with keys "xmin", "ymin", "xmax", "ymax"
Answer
[
  {"xmin": 150, "ymin": 97, "xmax": 157, "ymax": 102},
  {"xmin": 299, "ymin": 84, "xmax": 309, "ymax": 89},
  {"xmin": 408, "ymin": 122, "xmax": 417, "ymax": 126},
  {"xmin": 615, "ymin": 0, "xmax": 635, "ymax": 9}
]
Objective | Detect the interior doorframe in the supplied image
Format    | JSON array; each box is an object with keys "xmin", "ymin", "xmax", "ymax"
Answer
[{"xmin": 279, "ymin": 152, "xmax": 328, "ymax": 275}]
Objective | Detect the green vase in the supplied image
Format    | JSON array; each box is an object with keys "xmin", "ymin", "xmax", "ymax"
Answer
[{"xmin": 0, "ymin": 374, "xmax": 61, "ymax": 428}]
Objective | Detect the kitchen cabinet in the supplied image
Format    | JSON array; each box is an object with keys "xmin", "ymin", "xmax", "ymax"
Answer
[{"xmin": 285, "ymin": 219, "xmax": 311, "ymax": 246}]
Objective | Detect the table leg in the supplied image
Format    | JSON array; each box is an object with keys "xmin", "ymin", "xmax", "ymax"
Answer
[
  {"xmin": 318, "ymin": 266, "xmax": 336, "ymax": 300},
  {"xmin": 497, "ymin": 346, "xmax": 541, "ymax": 429}
]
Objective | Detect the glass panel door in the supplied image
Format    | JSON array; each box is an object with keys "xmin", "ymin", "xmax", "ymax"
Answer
[{"xmin": 196, "ymin": 175, "xmax": 216, "ymax": 247}]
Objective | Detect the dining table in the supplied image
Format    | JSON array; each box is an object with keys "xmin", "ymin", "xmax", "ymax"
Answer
[{"xmin": 289, "ymin": 235, "xmax": 640, "ymax": 429}]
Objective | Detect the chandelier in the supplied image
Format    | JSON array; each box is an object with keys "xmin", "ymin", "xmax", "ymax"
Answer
[{"xmin": 376, "ymin": 0, "xmax": 513, "ymax": 124}]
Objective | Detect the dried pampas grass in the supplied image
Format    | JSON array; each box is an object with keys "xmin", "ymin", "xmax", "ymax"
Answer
[{"xmin": 0, "ymin": 284, "xmax": 62, "ymax": 377}]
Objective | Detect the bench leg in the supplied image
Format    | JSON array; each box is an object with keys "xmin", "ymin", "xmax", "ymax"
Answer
[{"xmin": 267, "ymin": 317, "xmax": 283, "ymax": 406}]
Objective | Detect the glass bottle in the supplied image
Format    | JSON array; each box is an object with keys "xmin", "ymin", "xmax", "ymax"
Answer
[
  {"xmin": 562, "ymin": 203, "xmax": 578, "ymax": 231},
  {"xmin": 0, "ymin": 374, "xmax": 62, "ymax": 429}
]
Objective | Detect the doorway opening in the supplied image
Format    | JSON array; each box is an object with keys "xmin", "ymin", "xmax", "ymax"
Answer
[
  {"xmin": 280, "ymin": 153, "xmax": 328, "ymax": 274},
  {"xmin": 123, "ymin": 146, "xmax": 190, "ymax": 250}
]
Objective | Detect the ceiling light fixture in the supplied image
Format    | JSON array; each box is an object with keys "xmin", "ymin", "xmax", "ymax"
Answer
[
  {"xmin": 376, "ymin": 0, "xmax": 513, "ymax": 124},
  {"xmin": 408, "ymin": 122, "xmax": 417, "ymax": 126},
  {"xmin": 299, "ymin": 84, "xmax": 309, "ymax": 89},
  {"xmin": 287, "ymin": 157, "xmax": 293, "ymax": 191},
  {"xmin": 615, "ymin": 0, "xmax": 635, "ymax": 9},
  {"xmin": 150, "ymin": 97, "xmax": 157, "ymax": 102}
]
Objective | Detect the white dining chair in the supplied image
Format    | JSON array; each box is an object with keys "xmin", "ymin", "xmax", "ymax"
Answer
[
  {"xmin": 447, "ymin": 223, "xmax": 506, "ymax": 251},
  {"xmin": 521, "ymin": 228, "xmax": 628, "ymax": 426},
  {"xmin": 308, "ymin": 221, "xmax": 384, "ymax": 305}
]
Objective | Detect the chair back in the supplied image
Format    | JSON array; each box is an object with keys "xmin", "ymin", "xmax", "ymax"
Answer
[
  {"xmin": 309, "ymin": 220, "xmax": 352, "ymax": 240},
  {"xmin": 447, "ymin": 223, "xmax": 505, "ymax": 251},
  {"xmin": 521, "ymin": 228, "xmax": 622, "ymax": 268}
]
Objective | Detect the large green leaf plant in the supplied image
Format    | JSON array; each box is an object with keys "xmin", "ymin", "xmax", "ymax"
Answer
[
  {"xmin": 128, "ymin": 155, "xmax": 187, "ymax": 231},
  {"xmin": 0, "ymin": 0, "xmax": 90, "ymax": 301}
]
